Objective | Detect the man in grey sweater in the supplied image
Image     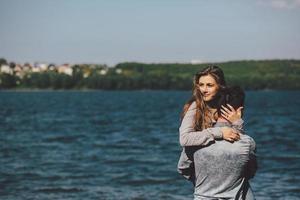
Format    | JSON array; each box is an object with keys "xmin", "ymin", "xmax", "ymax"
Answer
[{"xmin": 178, "ymin": 87, "xmax": 257, "ymax": 200}]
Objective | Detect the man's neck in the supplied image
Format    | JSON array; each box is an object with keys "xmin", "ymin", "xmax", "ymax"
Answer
[
  {"xmin": 214, "ymin": 117, "xmax": 231, "ymax": 127},
  {"xmin": 217, "ymin": 117, "xmax": 229, "ymax": 123}
]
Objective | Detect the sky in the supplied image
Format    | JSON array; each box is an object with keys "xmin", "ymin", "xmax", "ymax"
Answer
[{"xmin": 0, "ymin": 0, "xmax": 300, "ymax": 66}]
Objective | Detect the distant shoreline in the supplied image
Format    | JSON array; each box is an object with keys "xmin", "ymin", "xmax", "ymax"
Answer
[
  {"xmin": 1, "ymin": 59, "xmax": 300, "ymax": 90},
  {"xmin": 113, "ymin": 60, "xmax": 300, "ymax": 90}
]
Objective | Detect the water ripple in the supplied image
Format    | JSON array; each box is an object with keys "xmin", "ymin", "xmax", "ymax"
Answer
[{"xmin": 0, "ymin": 91, "xmax": 299, "ymax": 199}]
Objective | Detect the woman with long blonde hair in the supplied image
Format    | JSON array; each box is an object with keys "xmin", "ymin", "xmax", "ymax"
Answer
[{"xmin": 179, "ymin": 65, "xmax": 243, "ymax": 147}]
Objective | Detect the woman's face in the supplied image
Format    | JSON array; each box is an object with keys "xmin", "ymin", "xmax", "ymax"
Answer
[{"xmin": 198, "ymin": 74, "xmax": 219, "ymax": 102}]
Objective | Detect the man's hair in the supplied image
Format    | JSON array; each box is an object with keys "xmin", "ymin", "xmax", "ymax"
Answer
[{"xmin": 217, "ymin": 86, "xmax": 245, "ymax": 116}]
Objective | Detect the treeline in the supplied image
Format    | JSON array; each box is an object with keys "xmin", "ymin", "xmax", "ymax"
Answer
[{"xmin": 0, "ymin": 59, "xmax": 299, "ymax": 90}]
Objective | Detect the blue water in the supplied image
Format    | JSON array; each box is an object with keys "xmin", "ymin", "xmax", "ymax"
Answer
[{"xmin": 0, "ymin": 91, "xmax": 299, "ymax": 200}]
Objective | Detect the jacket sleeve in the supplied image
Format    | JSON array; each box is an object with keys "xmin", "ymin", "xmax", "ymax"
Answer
[
  {"xmin": 231, "ymin": 119, "xmax": 244, "ymax": 134},
  {"xmin": 179, "ymin": 101, "xmax": 223, "ymax": 147},
  {"xmin": 245, "ymin": 137, "xmax": 258, "ymax": 180},
  {"xmin": 177, "ymin": 148, "xmax": 196, "ymax": 185}
]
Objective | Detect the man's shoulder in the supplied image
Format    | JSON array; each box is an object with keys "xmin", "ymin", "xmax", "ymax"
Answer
[
  {"xmin": 239, "ymin": 134, "xmax": 256, "ymax": 150},
  {"xmin": 240, "ymin": 134, "xmax": 255, "ymax": 143}
]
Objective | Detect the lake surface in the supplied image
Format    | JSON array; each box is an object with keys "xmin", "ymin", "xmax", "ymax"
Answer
[{"xmin": 0, "ymin": 90, "xmax": 299, "ymax": 200}]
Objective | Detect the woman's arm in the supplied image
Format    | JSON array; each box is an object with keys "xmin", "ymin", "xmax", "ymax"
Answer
[
  {"xmin": 179, "ymin": 102, "xmax": 223, "ymax": 147},
  {"xmin": 231, "ymin": 119, "xmax": 244, "ymax": 133}
]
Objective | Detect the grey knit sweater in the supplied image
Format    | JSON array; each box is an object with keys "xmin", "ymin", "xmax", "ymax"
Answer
[{"xmin": 177, "ymin": 102, "xmax": 257, "ymax": 200}]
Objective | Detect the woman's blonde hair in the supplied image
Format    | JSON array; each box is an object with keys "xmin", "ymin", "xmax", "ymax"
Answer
[{"xmin": 181, "ymin": 65, "xmax": 227, "ymax": 130}]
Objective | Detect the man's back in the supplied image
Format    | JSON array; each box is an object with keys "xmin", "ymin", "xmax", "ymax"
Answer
[{"xmin": 193, "ymin": 134, "xmax": 256, "ymax": 200}]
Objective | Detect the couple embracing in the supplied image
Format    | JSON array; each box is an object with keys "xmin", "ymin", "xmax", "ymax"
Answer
[{"xmin": 177, "ymin": 66, "xmax": 257, "ymax": 200}]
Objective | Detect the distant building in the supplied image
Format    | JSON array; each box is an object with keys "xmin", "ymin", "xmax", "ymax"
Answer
[
  {"xmin": 82, "ymin": 67, "xmax": 91, "ymax": 78},
  {"xmin": 48, "ymin": 64, "xmax": 56, "ymax": 71},
  {"xmin": 190, "ymin": 59, "xmax": 204, "ymax": 64},
  {"xmin": 83, "ymin": 73, "xmax": 89, "ymax": 78},
  {"xmin": 58, "ymin": 64, "xmax": 73, "ymax": 76},
  {"xmin": 32, "ymin": 66, "xmax": 41, "ymax": 73},
  {"xmin": 38, "ymin": 63, "xmax": 48, "ymax": 71},
  {"xmin": 0, "ymin": 64, "xmax": 13, "ymax": 74},
  {"xmin": 99, "ymin": 69, "xmax": 108, "ymax": 75},
  {"xmin": 23, "ymin": 63, "xmax": 32, "ymax": 72},
  {"xmin": 14, "ymin": 64, "xmax": 26, "ymax": 78},
  {"xmin": 116, "ymin": 68, "xmax": 122, "ymax": 74}
]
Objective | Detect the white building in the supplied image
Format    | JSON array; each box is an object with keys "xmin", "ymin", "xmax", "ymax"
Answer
[
  {"xmin": 58, "ymin": 65, "xmax": 73, "ymax": 76},
  {"xmin": 14, "ymin": 65, "xmax": 26, "ymax": 78},
  {"xmin": 99, "ymin": 69, "xmax": 108, "ymax": 75},
  {"xmin": 0, "ymin": 65, "xmax": 13, "ymax": 74},
  {"xmin": 32, "ymin": 66, "xmax": 42, "ymax": 73},
  {"xmin": 116, "ymin": 68, "xmax": 122, "ymax": 74},
  {"xmin": 38, "ymin": 63, "xmax": 48, "ymax": 71}
]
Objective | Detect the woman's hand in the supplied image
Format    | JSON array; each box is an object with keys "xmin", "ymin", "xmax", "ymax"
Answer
[
  {"xmin": 221, "ymin": 104, "xmax": 243, "ymax": 123},
  {"xmin": 221, "ymin": 127, "xmax": 240, "ymax": 142}
]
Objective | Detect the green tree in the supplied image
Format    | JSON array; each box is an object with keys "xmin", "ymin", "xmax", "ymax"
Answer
[
  {"xmin": 0, "ymin": 73, "xmax": 17, "ymax": 88},
  {"xmin": 0, "ymin": 58, "xmax": 7, "ymax": 66}
]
